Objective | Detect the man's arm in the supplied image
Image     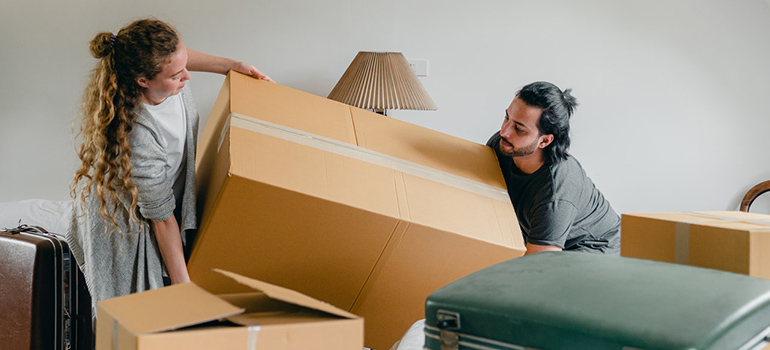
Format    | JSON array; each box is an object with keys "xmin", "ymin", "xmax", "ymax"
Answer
[
  {"xmin": 524, "ymin": 200, "xmax": 577, "ymax": 255},
  {"xmin": 186, "ymin": 49, "xmax": 274, "ymax": 82},
  {"xmin": 524, "ymin": 243, "xmax": 562, "ymax": 255}
]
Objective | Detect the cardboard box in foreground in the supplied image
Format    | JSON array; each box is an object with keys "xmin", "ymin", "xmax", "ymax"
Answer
[
  {"xmin": 96, "ymin": 269, "xmax": 362, "ymax": 350},
  {"xmin": 189, "ymin": 72, "xmax": 525, "ymax": 349},
  {"xmin": 622, "ymin": 211, "xmax": 770, "ymax": 279}
]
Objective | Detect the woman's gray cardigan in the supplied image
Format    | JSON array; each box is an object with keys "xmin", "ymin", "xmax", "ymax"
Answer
[{"xmin": 68, "ymin": 85, "xmax": 198, "ymax": 307}]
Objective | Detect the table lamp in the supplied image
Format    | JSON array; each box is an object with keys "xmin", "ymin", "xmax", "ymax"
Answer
[{"xmin": 328, "ymin": 51, "xmax": 437, "ymax": 116}]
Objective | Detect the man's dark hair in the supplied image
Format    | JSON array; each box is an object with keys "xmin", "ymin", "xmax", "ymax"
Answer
[{"xmin": 516, "ymin": 81, "xmax": 578, "ymax": 164}]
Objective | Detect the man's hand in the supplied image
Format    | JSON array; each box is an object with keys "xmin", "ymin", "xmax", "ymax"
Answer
[{"xmin": 524, "ymin": 243, "xmax": 562, "ymax": 255}]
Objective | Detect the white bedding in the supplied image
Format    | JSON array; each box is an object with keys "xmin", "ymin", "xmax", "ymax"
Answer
[
  {"xmin": 389, "ymin": 319, "xmax": 425, "ymax": 350},
  {"xmin": 0, "ymin": 199, "xmax": 72, "ymax": 234}
]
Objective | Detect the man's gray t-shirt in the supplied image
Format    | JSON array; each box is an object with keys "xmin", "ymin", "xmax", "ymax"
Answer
[{"xmin": 487, "ymin": 132, "xmax": 620, "ymax": 255}]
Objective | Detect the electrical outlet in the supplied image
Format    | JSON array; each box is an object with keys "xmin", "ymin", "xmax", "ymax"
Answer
[{"xmin": 408, "ymin": 59, "xmax": 428, "ymax": 77}]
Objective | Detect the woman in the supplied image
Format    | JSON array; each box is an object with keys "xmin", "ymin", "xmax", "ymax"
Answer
[{"xmin": 68, "ymin": 18, "xmax": 271, "ymax": 306}]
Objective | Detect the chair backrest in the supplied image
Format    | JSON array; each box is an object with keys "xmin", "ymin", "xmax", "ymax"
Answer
[{"xmin": 740, "ymin": 180, "xmax": 770, "ymax": 212}]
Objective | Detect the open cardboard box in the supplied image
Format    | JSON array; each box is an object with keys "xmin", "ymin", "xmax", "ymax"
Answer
[
  {"xmin": 96, "ymin": 269, "xmax": 363, "ymax": 350},
  {"xmin": 189, "ymin": 72, "xmax": 525, "ymax": 349},
  {"xmin": 622, "ymin": 211, "xmax": 770, "ymax": 279}
]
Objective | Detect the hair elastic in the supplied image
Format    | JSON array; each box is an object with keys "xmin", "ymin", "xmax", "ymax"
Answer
[{"xmin": 109, "ymin": 34, "xmax": 117, "ymax": 48}]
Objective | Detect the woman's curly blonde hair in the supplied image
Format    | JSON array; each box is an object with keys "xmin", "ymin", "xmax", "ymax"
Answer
[{"xmin": 72, "ymin": 18, "xmax": 179, "ymax": 235}]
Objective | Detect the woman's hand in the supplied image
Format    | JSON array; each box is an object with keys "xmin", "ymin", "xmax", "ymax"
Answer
[
  {"xmin": 186, "ymin": 49, "xmax": 275, "ymax": 82},
  {"xmin": 231, "ymin": 61, "xmax": 275, "ymax": 83}
]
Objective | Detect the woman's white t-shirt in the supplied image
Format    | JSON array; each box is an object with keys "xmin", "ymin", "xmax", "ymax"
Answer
[{"xmin": 143, "ymin": 93, "xmax": 187, "ymax": 207}]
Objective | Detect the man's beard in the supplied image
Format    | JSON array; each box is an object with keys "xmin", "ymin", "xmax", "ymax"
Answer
[{"xmin": 499, "ymin": 137, "xmax": 538, "ymax": 157}]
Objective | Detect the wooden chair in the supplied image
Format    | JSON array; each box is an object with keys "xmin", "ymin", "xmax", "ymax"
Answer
[{"xmin": 740, "ymin": 180, "xmax": 770, "ymax": 212}]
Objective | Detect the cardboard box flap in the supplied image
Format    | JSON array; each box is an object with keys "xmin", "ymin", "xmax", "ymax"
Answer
[
  {"xmin": 225, "ymin": 113, "xmax": 510, "ymax": 203},
  {"xmin": 214, "ymin": 269, "xmax": 358, "ymax": 319},
  {"xmin": 98, "ymin": 282, "xmax": 244, "ymax": 335},
  {"xmin": 628, "ymin": 211, "xmax": 770, "ymax": 227},
  {"xmin": 350, "ymin": 107, "xmax": 506, "ymax": 188},
  {"xmin": 227, "ymin": 310, "xmax": 340, "ymax": 327},
  {"xmin": 626, "ymin": 212, "xmax": 724, "ymax": 223},
  {"xmin": 694, "ymin": 211, "xmax": 770, "ymax": 226},
  {"xmin": 228, "ymin": 72, "xmax": 357, "ymax": 144}
]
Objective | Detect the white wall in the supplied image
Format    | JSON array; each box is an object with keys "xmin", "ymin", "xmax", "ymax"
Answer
[{"xmin": 2, "ymin": 0, "xmax": 769, "ymax": 214}]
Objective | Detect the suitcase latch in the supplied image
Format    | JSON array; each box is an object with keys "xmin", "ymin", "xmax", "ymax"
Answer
[{"xmin": 437, "ymin": 310, "xmax": 460, "ymax": 350}]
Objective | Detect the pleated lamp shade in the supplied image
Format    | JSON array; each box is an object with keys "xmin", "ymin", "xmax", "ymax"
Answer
[{"xmin": 328, "ymin": 51, "xmax": 437, "ymax": 115}]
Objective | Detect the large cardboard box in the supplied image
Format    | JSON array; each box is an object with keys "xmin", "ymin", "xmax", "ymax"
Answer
[
  {"xmin": 96, "ymin": 269, "xmax": 363, "ymax": 350},
  {"xmin": 189, "ymin": 72, "xmax": 525, "ymax": 349},
  {"xmin": 622, "ymin": 211, "xmax": 770, "ymax": 278}
]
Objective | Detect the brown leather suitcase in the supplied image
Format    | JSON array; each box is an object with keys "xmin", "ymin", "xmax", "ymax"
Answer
[{"xmin": 0, "ymin": 225, "xmax": 93, "ymax": 350}]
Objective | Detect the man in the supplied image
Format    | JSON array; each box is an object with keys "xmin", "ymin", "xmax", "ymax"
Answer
[{"xmin": 487, "ymin": 81, "xmax": 620, "ymax": 255}]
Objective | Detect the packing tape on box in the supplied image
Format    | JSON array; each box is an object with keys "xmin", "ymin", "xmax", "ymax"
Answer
[
  {"xmin": 112, "ymin": 320, "xmax": 120, "ymax": 350},
  {"xmin": 248, "ymin": 326, "xmax": 260, "ymax": 350},
  {"xmin": 675, "ymin": 222, "xmax": 690, "ymax": 264},
  {"xmin": 219, "ymin": 113, "xmax": 510, "ymax": 202},
  {"xmin": 674, "ymin": 212, "xmax": 770, "ymax": 264}
]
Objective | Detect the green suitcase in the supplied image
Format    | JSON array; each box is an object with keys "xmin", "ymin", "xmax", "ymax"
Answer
[{"xmin": 425, "ymin": 252, "xmax": 770, "ymax": 350}]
